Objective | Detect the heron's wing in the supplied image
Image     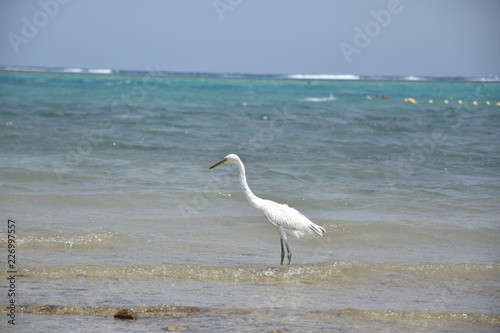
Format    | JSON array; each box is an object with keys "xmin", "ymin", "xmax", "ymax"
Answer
[{"xmin": 262, "ymin": 200, "xmax": 317, "ymax": 238}]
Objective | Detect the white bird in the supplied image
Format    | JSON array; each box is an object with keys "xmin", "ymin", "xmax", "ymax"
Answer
[{"xmin": 209, "ymin": 154, "xmax": 326, "ymax": 265}]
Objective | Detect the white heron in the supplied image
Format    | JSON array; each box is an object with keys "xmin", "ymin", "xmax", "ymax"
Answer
[{"xmin": 209, "ymin": 154, "xmax": 326, "ymax": 265}]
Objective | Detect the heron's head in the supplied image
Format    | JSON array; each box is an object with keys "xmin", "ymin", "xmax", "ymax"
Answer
[{"xmin": 209, "ymin": 154, "xmax": 240, "ymax": 169}]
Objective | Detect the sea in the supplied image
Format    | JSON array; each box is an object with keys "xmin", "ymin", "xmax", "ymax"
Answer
[{"xmin": 0, "ymin": 67, "xmax": 499, "ymax": 332}]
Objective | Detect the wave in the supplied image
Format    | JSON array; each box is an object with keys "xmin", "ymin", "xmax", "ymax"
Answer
[
  {"xmin": 1, "ymin": 65, "xmax": 49, "ymax": 73},
  {"xmin": 0, "ymin": 66, "xmax": 115, "ymax": 75},
  {"xmin": 87, "ymin": 68, "xmax": 114, "ymax": 74},
  {"xmin": 2, "ymin": 304, "xmax": 498, "ymax": 324},
  {"xmin": 404, "ymin": 75, "xmax": 429, "ymax": 81},
  {"xmin": 2, "ymin": 66, "xmax": 499, "ymax": 82},
  {"xmin": 0, "ymin": 231, "xmax": 124, "ymax": 248},
  {"xmin": 62, "ymin": 67, "xmax": 114, "ymax": 74},
  {"xmin": 61, "ymin": 67, "xmax": 84, "ymax": 73},
  {"xmin": 298, "ymin": 94, "xmax": 337, "ymax": 102},
  {"xmin": 468, "ymin": 76, "xmax": 500, "ymax": 82},
  {"xmin": 334, "ymin": 308, "xmax": 499, "ymax": 324},
  {"xmin": 287, "ymin": 74, "xmax": 360, "ymax": 80},
  {"xmin": 8, "ymin": 261, "xmax": 498, "ymax": 282}
]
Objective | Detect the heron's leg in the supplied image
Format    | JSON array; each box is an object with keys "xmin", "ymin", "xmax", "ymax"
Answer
[
  {"xmin": 283, "ymin": 239, "xmax": 292, "ymax": 265},
  {"xmin": 280, "ymin": 239, "xmax": 285, "ymax": 265}
]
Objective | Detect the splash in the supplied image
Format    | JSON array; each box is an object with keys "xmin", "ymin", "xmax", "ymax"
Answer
[{"xmin": 0, "ymin": 231, "xmax": 124, "ymax": 248}]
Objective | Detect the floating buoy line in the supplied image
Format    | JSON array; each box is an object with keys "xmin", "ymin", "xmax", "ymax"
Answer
[
  {"xmin": 378, "ymin": 95, "xmax": 500, "ymax": 106},
  {"xmin": 404, "ymin": 98, "xmax": 500, "ymax": 106}
]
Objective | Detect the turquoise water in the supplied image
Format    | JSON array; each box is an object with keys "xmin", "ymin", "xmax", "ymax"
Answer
[{"xmin": 1, "ymin": 68, "xmax": 499, "ymax": 332}]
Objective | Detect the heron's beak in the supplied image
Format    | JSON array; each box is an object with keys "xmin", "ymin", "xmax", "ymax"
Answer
[{"xmin": 209, "ymin": 158, "xmax": 227, "ymax": 169}]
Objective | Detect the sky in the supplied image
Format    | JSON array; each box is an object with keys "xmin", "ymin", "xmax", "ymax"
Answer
[{"xmin": 1, "ymin": 0, "xmax": 499, "ymax": 77}]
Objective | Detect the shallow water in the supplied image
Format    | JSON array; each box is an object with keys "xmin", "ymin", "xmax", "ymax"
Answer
[{"xmin": 1, "ymin": 68, "xmax": 499, "ymax": 331}]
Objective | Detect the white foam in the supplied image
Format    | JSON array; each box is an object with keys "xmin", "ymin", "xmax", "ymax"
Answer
[
  {"xmin": 470, "ymin": 76, "xmax": 500, "ymax": 82},
  {"xmin": 287, "ymin": 74, "xmax": 360, "ymax": 80},
  {"xmin": 3, "ymin": 66, "xmax": 46, "ymax": 72},
  {"xmin": 87, "ymin": 68, "xmax": 113, "ymax": 74},
  {"xmin": 61, "ymin": 68, "xmax": 113, "ymax": 74},
  {"xmin": 403, "ymin": 75, "xmax": 428, "ymax": 81},
  {"xmin": 62, "ymin": 67, "xmax": 84, "ymax": 73},
  {"xmin": 298, "ymin": 94, "xmax": 337, "ymax": 102}
]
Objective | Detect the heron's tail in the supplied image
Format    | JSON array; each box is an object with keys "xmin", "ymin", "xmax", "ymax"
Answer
[{"xmin": 310, "ymin": 223, "xmax": 326, "ymax": 236}]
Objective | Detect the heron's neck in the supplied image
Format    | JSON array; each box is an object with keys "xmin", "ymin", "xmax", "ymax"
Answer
[{"xmin": 234, "ymin": 159, "xmax": 263, "ymax": 210}]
